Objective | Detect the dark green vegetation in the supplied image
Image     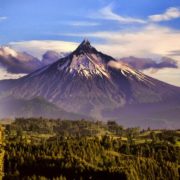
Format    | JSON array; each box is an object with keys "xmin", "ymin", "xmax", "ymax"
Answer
[{"xmin": 2, "ymin": 118, "xmax": 180, "ymax": 179}]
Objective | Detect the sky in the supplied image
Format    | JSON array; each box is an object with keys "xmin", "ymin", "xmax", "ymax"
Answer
[{"xmin": 0, "ymin": 0, "xmax": 180, "ymax": 86}]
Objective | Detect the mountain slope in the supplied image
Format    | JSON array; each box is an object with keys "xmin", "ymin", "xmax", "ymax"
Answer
[
  {"xmin": 0, "ymin": 40, "xmax": 180, "ymax": 128},
  {"xmin": 0, "ymin": 96, "xmax": 92, "ymax": 120}
]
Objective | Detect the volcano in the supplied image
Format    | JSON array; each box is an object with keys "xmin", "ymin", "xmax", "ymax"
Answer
[{"xmin": 0, "ymin": 40, "xmax": 180, "ymax": 128}]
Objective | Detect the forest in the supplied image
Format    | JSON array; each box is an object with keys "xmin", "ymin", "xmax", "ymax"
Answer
[{"xmin": 0, "ymin": 118, "xmax": 179, "ymax": 180}]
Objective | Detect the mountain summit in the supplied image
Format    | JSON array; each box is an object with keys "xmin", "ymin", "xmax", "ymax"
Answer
[
  {"xmin": 0, "ymin": 40, "xmax": 180, "ymax": 128},
  {"xmin": 56, "ymin": 39, "xmax": 112, "ymax": 79},
  {"xmin": 74, "ymin": 39, "xmax": 99, "ymax": 54},
  {"xmin": 76, "ymin": 39, "xmax": 93, "ymax": 50}
]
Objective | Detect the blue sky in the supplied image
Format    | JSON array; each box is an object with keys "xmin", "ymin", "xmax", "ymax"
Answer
[
  {"xmin": 0, "ymin": 0, "xmax": 180, "ymax": 86},
  {"xmin": 0, "ymin": 0, "xmax": 180, "ymax": 44}
]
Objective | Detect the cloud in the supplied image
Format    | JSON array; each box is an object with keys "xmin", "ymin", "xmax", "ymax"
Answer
[
  {"xmin": 168, "ymin": 50, "xmax": 180, "ymax": 57},
  {"xmin": 42, "ymin": 50, "xmax": 68, "ymax": 65},
  {"xmin": 11, "ymin": 25, "xmax": 180, "ymax": 61},
  {"xmin": 66, "ymin": 21, "xmax": 100, "ymax": 26},
  {"xmin": 62, "ymin": 25, "xmax": 180, "ymax": 61},
  {"xmin": 143, "ymin": 68, "xmax": 180, "ymax": 87},
  {"xmin": 0, "ymin": 46, "xmax": 69, "ymax": 75},
  {"xmin": 8, "ymin": 27, "xmax": 180, "ymax": 87},
  {"xmin": 119, "ymin": 56, "xmax": 178, "ymax": 70},
  {"xmin": 90, "ymin": 4, "xmax": 146, "ymax": 24},
  {"xmin": 90, "ymin": 6, "xmax": 180, "ymax": 25},
  {"xmin": 0, "ymin": 67, "xmax": 26, "ymax": 80},
  {"xmin": 0, "ymin": 16, "xmax": 7, "ymax": 22},
  {"xmin": 9, "ymin": 40, "xmax": 78, "ymax": 58},
  {"xmin": 0, "ymin": 46, "xmax": 43, "ymax": 74},
  {"xmin": 149, "ymin": 7, "xmax": 180, "ymax": 22}
]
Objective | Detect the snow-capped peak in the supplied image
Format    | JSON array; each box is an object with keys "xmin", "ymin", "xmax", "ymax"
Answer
[
  {"xmin": 55, "ymin": 40, "xmax": 153, "ymax": 83},
  {"xmin": 79, "ymin": 39, "xmax": 91, "ymax": 47},
  {"xmin": 75, "ymin": 39, "xmax": 98, "ymax": 54},
  {"xmin": 56, "ymin": 40, "xmax": 110, "ymax": 78},
  {"xmin": 58, "ymin": 52, "xmax": 110, "ymax": 78}
]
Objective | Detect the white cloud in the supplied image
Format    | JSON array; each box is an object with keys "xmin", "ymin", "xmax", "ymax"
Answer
[
  {"xmin": 0, "ymin": 67, "xmax": 26, "ymax": 80},
  {"xmin": 61, "ymin": 25, "xmax": 180, "ymax": 61},
  {"xmin": 143, "ymin": 68, "xmax": 180, "ymax": 87},
  {"xmin": 10, "ymin": 25, "xmax": 180, "ymax": 60},
  {"xmin": 9, "ymin": 40, "xmax": 78, "ymax": 58},
  {"xmin": 91, "ymin": 4, "xmax": 146, "ymax": 24},
  {"xmin": 149, "ymin": 7, "xmax": 180, "ymax": 22},
  {"xmin": 0, "ymin": 16, "xmax": 7, "ymax": 22},
  {"xmin": 90, "ymin": 6, "xmax": 180, "ymax": 25},
  {"xmin": 8, "ymin": 25, "xmax": 180, "ymax": 87}
]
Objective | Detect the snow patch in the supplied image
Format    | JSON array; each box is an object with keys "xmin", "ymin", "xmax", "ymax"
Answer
[
  {"xmin": 0, "ymin": 67, "xmax": 26, "ymax": 80},
  {"xmin": 57, "ymin": 53, "xmax": 110, "ymax": 79}
]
